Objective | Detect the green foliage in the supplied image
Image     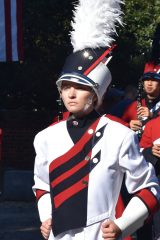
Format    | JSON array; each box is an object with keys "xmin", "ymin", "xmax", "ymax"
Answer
[
  {"xmin": 120, "ymin": 0, "xmax": 160, "ymax": 54},
  {"xmin": 112, "ymin": 0, "xmax": 160, "ymax": 87},
  {"xmin": 0, "ymin": 0, "xmax": 160, "ymax": 110}
]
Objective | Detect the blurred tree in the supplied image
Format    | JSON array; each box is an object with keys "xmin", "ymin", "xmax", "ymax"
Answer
[
  {"xmin": 112, "ymin": 0, "xmax": 160, "ymax": 88},
  {"xmin": 0, "ymin": 0, "xmax": 160, "ymax": 110}
]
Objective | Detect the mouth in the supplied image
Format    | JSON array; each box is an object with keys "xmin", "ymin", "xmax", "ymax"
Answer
[
  {"xmin": 68, "ymin": 102, "xmax": 77, "ymax": 106},
  {"xmin": 146, "ymin": 87, "xmax": 152, "ymax": 91}
]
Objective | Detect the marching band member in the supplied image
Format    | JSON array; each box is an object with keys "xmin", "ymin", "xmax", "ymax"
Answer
[
  {"xmin": 122, "ymin": 62, "xmax": 160, "ymax": 138},
  {"xmin": 140, "ymin": 115, "xmax": 160, "ymax": 175},
  {"xmin": 33, "ymin": 0, "xmax": 160, "ymax": 239}
]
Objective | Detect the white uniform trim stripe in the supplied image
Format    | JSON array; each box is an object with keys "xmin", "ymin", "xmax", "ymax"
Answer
[{"xmin": 59, "ymin": 73, "xmax": 96, "ymax": 86}]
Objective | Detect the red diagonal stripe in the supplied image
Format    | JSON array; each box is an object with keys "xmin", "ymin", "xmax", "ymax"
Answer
[
  {"xmin": 51, "ymin": 159, "xmax": 88, "ymax": 188},
  {"xmin": 49, "ymin": 117, "xmax": 100, "ymax": 172},
  {"xmin": 54, "ymin": 175, "xmax": 89, "ymax": 208},
  {"xmin": 83, "ymin": 44, "xmax": 116, "ymax": 76}
]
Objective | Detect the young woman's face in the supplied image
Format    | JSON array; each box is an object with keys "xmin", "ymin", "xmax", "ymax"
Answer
[
  {"xmin": 144, "ymin": 79, "xmax": 160, "ymax": 98},
  {"xmin": 60, "ymin": 81, "xmax": 97, "ymax": 117}
]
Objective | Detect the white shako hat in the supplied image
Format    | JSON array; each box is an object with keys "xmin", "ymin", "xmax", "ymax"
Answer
[
  {"xmin": 56, "ymin": 0, "xmax": 124, "ymax": 108},
  {"xmin": 56, "ymin": 46, "xmax": 116, "ymax": 107}
]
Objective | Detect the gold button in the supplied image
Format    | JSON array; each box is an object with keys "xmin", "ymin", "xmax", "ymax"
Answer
[
  {"xmin": 85, "ymin": 155, "xmax": 90, "ymax": 161},
  {"xmin": 88, "ymin": 129, "xmax": 94, "ymax": 134},
  {"xmin": 82, "ymin": 180, "xmax": 88, "ymax": 185},
  {"xmin": 72, "ymin": 120, "xmax": 78, "ymax": 126}
]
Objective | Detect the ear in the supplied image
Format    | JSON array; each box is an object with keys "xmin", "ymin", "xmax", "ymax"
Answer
[
  {"xmin": 93, "ymin": 94, "xmax": 98, "ymax": 106},
  {"xmin": 93, "ymin": 94, "xmax": 97, "ymax": 101},
  {"xmin": 59, "ymin": 91, "xmax": 62, "ymax": 98}
]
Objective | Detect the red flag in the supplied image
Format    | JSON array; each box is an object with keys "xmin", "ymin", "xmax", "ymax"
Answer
[{"xmin": 0, "ymin": 0, "xmax": 23, "ymax": 62}]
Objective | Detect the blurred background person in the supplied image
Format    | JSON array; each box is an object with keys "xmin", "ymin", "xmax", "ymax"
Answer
[
  {"xmin": 108, "ymin": 84, "xmax": 137, "ymax": 118},
  {"xmin": 140, "ymin": 116, "xmax": 160, "ymax": 240},
  {"xmin": 122, "ymin": 62, "xmax": 160, "ymax": 140}
]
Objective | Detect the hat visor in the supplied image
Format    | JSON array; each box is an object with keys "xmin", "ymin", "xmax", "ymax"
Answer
[
  {"xmin": 56, "ymin": 72, "xmax": 97, "ymax": 89},
  {"xmin": 56, "ymin": 72, "xmax": 101, "ymax": 107},
  {"xmin": 142, "ymin": 72, "xmax": 160, "ymax": 81}
]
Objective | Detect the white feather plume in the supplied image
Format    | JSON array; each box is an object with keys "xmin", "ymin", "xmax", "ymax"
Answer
[{"xmin": 70, "ymin": 0, "xmax": 124, "ymax": 52}]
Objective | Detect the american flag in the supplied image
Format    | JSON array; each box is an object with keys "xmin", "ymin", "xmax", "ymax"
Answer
[{"xmin": 0, "ymin": 0, "xmax": 23, "ymax": 62}]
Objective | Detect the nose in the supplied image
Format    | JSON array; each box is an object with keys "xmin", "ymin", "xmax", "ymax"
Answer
[
  {"xmin": 147, "ymin": 80, "xmax": 152, "ymax": 85},
  {"xmin": 68, "ymin": 87, "xmax": 76, "ymax": 98}
]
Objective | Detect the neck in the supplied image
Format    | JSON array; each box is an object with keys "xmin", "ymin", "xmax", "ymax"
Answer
[
  {"xmin": 71, "ymin": 106, "xmax": 95, "ymax": 119},
  {"xmin": 146, "ymin": 94, "xmax": 157, "ymax": 101},
  {"xmin": 72, "ymin": 110, "xmax": 93, "ymax": 119}
]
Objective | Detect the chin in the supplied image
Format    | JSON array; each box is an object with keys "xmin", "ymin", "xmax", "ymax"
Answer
[
  {"xmin": 146, "ymin": 89, "xmax": 153, "ymax": 93},
  {"xmin": 68, "ymin": 108, "xmax": 80, "ymax": 114},
  {"xmin": 70, "ymin": 109, "xmax": 86, "ymax": 117}
]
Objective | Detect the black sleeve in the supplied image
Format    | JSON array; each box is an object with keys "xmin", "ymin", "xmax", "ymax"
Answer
[
  {"xmin": 152, "ymin": 110, "xmax": 160, "ymax": 119},
  {"xmin": 142, "ymin": 147, "xmax": 160, "ymax": 175}
]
